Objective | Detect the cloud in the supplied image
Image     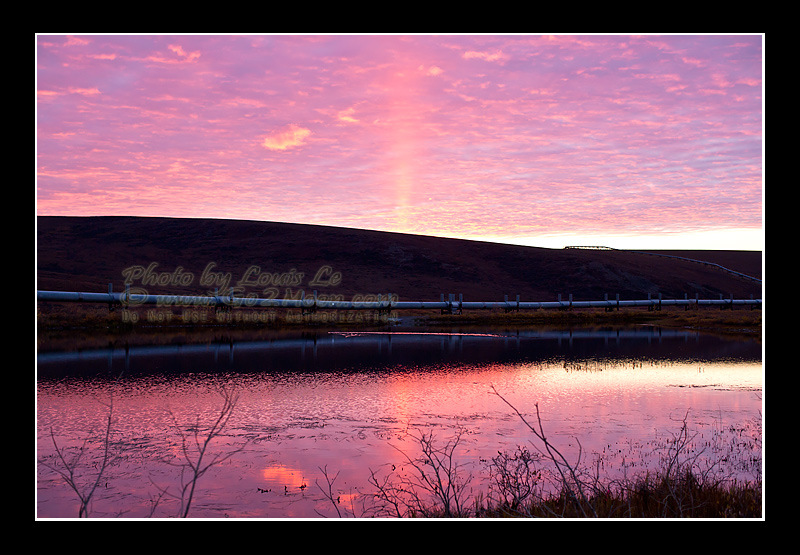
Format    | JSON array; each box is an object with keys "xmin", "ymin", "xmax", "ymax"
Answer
[
  {"xmin": 261, "ymin": 124, "xmax": 312, "ymax": 151},
  {"xmin": 336, "ymin": 106, "xmax": 359, "ymax": 124},
  {"xmin": 168, "ymin": 44, "xmax": 201, "ymax": 62},
  {"xmin": 68, "ymin": 87, "xmax": 101, "ymax": 96},
  {"xmin": 65, "ymin": 36, "xmax": 90, "ymax": 47},
  {"xmin": 462, "ymin": 50, "xmax": 508, "ymax": 63},
  {"xmin": 419, "ymin": 65, "xmax": 443, "ymax": 76},
  {"xmin": 35, "ymin": 35, "xmax": 763, "ymax": 248}
]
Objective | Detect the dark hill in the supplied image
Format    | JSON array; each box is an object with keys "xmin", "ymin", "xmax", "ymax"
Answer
[{"xmin": 36, "ymin": 216, "xmax": 762, "ymax": 303}]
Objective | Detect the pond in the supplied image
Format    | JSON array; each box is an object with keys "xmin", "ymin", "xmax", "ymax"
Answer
[{"xmin": 36, "ymin": 324, "xmax": 762, "ymax": 519}]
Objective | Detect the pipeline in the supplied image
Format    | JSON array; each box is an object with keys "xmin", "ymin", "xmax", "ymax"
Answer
[{"xmin": 36, "ymin": 286, "xmax": 762, "ymax": 313}]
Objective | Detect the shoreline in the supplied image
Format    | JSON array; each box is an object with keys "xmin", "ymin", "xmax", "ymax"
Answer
[{"xmin": 37, "ymin": 303, "xmax": 762, "ymax": 351}]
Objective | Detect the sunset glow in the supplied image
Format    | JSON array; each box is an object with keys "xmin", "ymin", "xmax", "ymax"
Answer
[{"xmin": 36, "ymin": 34, "xmax": 764, "ymax": 250}]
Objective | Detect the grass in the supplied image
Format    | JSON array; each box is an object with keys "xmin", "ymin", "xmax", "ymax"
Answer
[
  {"xmin": 320, "ymin": 393, "xmax": 763, "ymax": 519},
  {"xmin": 37, "ymin": 301, "xmax": 761, "ymax": 337},
  {"xmin": 326, "ymin": 436, "xmax": 763, "ymax": 519},
  {"xmin": 480, "ymin": 392, "xmax": 763, "ymax": 519},
  {"xmin": 420, "ymin": 305, "xmax": 762, "ymax": 337},
  {"xmin": 477, "ymin": 472, "xmax": 762, "ymax": 518},
  {"xmin": 36, "ymin": 302, "xmax": 398, "ymax": 330}
]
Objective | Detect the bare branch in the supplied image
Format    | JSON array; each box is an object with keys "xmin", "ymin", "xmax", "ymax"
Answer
[
  {"xmin": 160, "ymin": 385, "xmax": 247, "ymax": 517},
  {"xmin": 490, "ymin": 385, "xmax": 597, "ymax": 517},
  {"xmin": 38, "ymin": 397, "xmax": 116, "ymax": 518}
]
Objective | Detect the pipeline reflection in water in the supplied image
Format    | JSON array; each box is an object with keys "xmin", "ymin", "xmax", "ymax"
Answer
[{"xmin": 37, "ymin": 326, "xmax": 760, "ymax": 379}]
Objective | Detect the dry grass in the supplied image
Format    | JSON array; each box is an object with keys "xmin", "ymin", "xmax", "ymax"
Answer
[
  {"xmin": 481, "ymin": 473, "xmax": 762, "ymax": 518},
  {"xmin": 322, "ymin": 393, "xmax": 763, "ymax": 519},
  {"xmin": 421, "ymin": 305, "xmax": 762, "ymax": 337},
  {"xmin": 37, "ymin": 301, "xmax": 762, "ymax": 343}
]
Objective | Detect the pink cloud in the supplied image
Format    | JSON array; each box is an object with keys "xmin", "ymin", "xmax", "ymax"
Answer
[
  {"xmin": 167, "ymin": 44, "xmax": 201, "ymax": 62},
  {"xmin": 261, "ymin": 124, "xmax": 312, "ymax": 151},
  {"xmin": 462, "ymin": 49, "xmax": 508, "ymax": 63}
]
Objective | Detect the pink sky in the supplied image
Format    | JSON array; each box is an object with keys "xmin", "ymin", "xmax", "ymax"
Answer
[{"xmin": 36, "ymin": 34, "xmax": 763, "ymax": 250}]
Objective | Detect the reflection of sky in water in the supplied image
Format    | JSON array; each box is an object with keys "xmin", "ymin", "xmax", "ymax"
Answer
[
  {"xmin": 37, "ymin": 328, "xmax": 762, "ymax": 518},
  {"xmin": 37, "ymin": 327, "xmax": 761, "ymax": 377}
]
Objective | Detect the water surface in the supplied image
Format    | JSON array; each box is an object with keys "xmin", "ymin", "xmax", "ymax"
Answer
[{"xmin": 37, "ymin": 325, "xmax": 762, "ymax": 518}]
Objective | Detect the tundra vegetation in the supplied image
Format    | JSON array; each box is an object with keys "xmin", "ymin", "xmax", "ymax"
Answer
[
  {"xmin": 37, "ymin": 303, "xmax": 762, "ymax": 339},
  {"xmin": 317, "ymin": 387, "xmax": 762, "ymax": 518}
]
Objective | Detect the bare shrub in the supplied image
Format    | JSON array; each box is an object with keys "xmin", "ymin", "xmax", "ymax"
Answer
[
  {"xmin": 486, "ymin": 445, "xmax": 544, "ymax": 515},
  {"xmin": 38, "ymin": 397, "xmax": 116, "ymax": 518},
  {"xmin": 367, "ymin": 426, "xmax": 475, "ymax": 518},
  {"xmin": 152, "ymin": 385, "xmax": 247, "ymax": 517},
  {"xmin": 490, "ymin": 386, "xmax": 599, "ymax": 517},
  {"xmin": 489, "ymin": 389, "xmax": 761, "ymax": 518},
  {"xmin": 315, "ymin": 465, "xmax": 381, "ymax": 518}
]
